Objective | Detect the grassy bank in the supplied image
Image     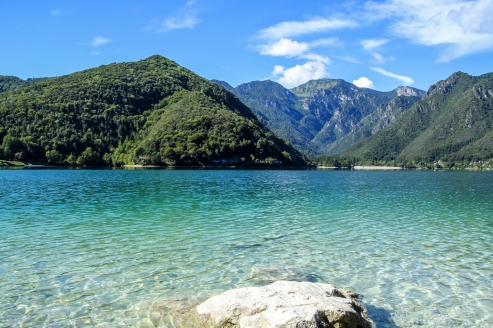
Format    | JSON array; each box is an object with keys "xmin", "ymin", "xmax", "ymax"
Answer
[{"xmin": 0, "ymin": 160, "xmax": 25, "ymax": 166}]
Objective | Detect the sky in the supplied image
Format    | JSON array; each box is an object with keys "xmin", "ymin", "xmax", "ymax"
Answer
[{"xmin": 2, "ymin": 0, "xmax": 493, "ymax": 92}]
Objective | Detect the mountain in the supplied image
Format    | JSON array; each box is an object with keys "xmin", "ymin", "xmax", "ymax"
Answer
[
  {"xmin": 0, "ymin": 55, "xmax": 307, "ymax": 166},
  {"xmin": 213, "ymin": 78, "xmax": 424, "ymax": 156},
  {"xmin": 210, "ymin": 79, "xmax": 235, "ymax": 93},
  {"xmin": 234, "ymin": 80, "xmax": 316, "ymax": 153},
  {"xmin": 0, "ymin": 76, "xmax": 48, "ymax": 93},
  {"xmin": 324, "ymin": 95, "xmax": 422, "ymax": 155},
  {"xmin": 291, "ymin": 79, "xmax": 416, "ymax": 153},
  {"xmin": 393, "ymin": 86, "xmax": 425, "ymax": 97},
  {"xmin": 343, "ymin": 72, "xmax": 493, "ymax": 163}
]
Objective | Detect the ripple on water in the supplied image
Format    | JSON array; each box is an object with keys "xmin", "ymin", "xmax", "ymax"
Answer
[{"xmin": 0, "ymin": 170, "xmax": 493, "ymax": 327}]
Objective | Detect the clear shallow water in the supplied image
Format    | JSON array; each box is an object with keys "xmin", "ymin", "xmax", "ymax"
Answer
[{"xmin": 0, "ymin": 169, "xmax": 492, "ymax": 327}]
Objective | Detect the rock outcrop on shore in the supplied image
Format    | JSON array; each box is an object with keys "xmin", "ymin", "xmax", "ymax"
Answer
[{"xmin": 194, "ymin": 280, "xmax": 373, "ymax": 328}]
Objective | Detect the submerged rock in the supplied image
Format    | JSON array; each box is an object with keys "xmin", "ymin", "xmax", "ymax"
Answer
[
  {"xmin": 249, "ymin": 265, "xmax": 323, "ymax": 284},
  {"xmin": 195, "ymin": 280, "xmax": 374, "ymax": 328},
  {"xmin": 127, "ymin": 295, "xmax": 209, "ymax": 327}
]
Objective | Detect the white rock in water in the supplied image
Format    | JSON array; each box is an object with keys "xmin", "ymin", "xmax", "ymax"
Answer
[{"xmin": 195, "ymin": 280, "xmax": 374, "ymax": 328}]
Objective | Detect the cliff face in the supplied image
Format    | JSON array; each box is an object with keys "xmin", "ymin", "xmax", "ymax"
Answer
[
  {"xmin": 297, "ymin": 80, "xmax": 401, "ymax": 150},
  {"xmin": 395, "ymin": 86, "xmax": 425, "ymax": 97},
  {"xmin": 325, "ymin": 95, "xmax": 421, "ymax": 155}
]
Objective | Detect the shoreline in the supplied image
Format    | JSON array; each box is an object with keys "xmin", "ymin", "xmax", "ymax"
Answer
[
  {"xmin": 123, "ymin": 164, "xmax": 316, "ymax": 169},
  {"xmin": 2, "ymin": 161, "xmax": 491, "ymax": 171},
  {"xmin": 352, "ymin": 165, "xmax": 403, "ymax": 170},
  {"xmin": 123, "ymin": 164, "xmax": 166, "ymax": 168}
]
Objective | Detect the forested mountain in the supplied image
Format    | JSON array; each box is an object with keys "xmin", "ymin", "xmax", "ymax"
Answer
[
  {"xmin": 0, "ymin": 55, "xmax": 307, "ymax": 166},
  {"xmin": 0, "ymin": 76, "xmax": 48, "ymax": 94},
  {"xmin": 213, "ymin": 78, "xmax": 424, "ymax": 156},
  {"xmin": 343, "ymin": 72, "xmax": 493, "ymax": 163}
]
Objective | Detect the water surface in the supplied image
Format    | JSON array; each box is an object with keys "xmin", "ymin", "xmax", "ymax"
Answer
[{"xmin": 1, "ymin": 169, "xmax": 492, "ymax": 327}]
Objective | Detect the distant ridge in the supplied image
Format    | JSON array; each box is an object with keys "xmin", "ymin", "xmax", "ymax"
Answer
[
  {"xmin": 213, "ymin": 78, "xmax": 425, "ymax": 156},
  {"xmin": 0, "ymin": 75, "xmax": 49, "ymax": 93}
]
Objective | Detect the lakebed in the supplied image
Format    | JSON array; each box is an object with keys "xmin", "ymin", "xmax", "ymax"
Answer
[{"xmin": 1, "ymin": 169, "xmax": 492, "ymax": 327}]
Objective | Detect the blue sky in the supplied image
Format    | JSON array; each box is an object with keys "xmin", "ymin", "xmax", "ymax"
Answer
[{"xmin": 2, "ymin": 0, "xmax": 493, "ymax": 91}]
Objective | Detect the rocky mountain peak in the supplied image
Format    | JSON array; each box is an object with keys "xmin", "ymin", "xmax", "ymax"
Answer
[
  {"xmin": 424, "ymin": 71, "xmax": 466, "ymax": 98},
  {"xmin": 290, "ymin": 78, "xmax": 349, "ymax": 97},
  {"xmin": 395, "ymin": 86, "xmax": 425, "ymax": 97}
]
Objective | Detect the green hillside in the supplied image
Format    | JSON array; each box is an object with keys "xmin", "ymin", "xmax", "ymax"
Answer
[
  {"xmin": 343, "ymin": 72, "xmax": 493, "ymax": 163},
  {"xmin": 0, "ymin": 76, "xmax": 48, "ymax": 93},
  {"xmin": 0, "ymin": 55, "xmax": 307, "ymax": 166}
]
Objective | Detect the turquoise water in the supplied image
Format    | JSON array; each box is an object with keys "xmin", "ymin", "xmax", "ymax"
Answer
[{"xmin": 1, "ymin": 169, "xmax": 492, "ymax": 327}]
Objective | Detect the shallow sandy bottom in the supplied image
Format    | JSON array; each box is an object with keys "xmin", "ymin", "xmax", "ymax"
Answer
[{"xmin": 2, "ymin": 170, "xmax": 493, "ymax": 327}]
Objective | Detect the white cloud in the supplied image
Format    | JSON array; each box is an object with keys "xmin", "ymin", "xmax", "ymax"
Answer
[
  {"xmin": 162, "ymin": 11, "xmax": 199, "ymax": 30},
  {"xmin": 51, "ymin": 9, "xmax": 61, "ymax": 17},
  {"xmin": 353, "ymin": 77, "xmax": 376, "ymax": 89},
  {"xmin": 360, "ymin": 39, "xmax": 394, "ymax": 64},
  {"xmin": 366, "ymin": 0, "xmax": 493, "ymax": 61},
  {"xmin": 299, "ymin": 53, "xmax": 331, "ymax": 64},
  {"xmin": 259, "ymin": 38, "xmax": 309, "ymax": 57},
  {"xmin": 254, "ymin": 16, "xmax": 357, "ymax": 88},
  {"xmin": 90, "ymin": 36, "xmax": 110, "ymax": 47},
  {"xmin": 272, "ymin": 65, "xmax": 285, "ymax": 75},
  {"xmin": 257, "ymin": 38, "xmax": 330, "ymax": 65},
  {"xmin": 337, "ymin": 56, "xmax": 363, "ymax": 64},
  {"xmin": 144, "ymin": 1, "xmax": 200, "ymax": 32},
  {"xmin": 91, "ymin": 51, "xmax": 102, "ymax": 55},
  {"xmin": 370, "ymin": 67, "xmax": 414, "ymax": 85},
  {"xmin": 257, "ymin": 18, "xmax": 358, "ymax": 40},
  {"xmin": 258, "ymin": 37, "xmax": 331, "ymax": 87},
  {"xmin": 360, "ymin": 38, "xmax": 388, "ymax": 51},
  {"xmin": 310, "ymin": 37, "xmax": 342, "ymax": 47},
  {"xmin": 372, "ymin": 52, "xmax": 395, "ymax": 65},
  {"xmin": 272, "ymin": 61, "xmax": 328, "ymax": 87}
]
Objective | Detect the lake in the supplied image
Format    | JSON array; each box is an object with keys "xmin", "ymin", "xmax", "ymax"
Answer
[{"xmin": 1, "ymin": 169, "xmax": 492, "ymax": 327}]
